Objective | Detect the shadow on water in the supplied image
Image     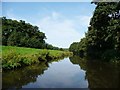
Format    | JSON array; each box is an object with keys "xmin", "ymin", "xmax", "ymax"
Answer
[
  {"xmin": 2, "ymin": 62, "xmax": 49, "ymax": 89},
  {"xmin": 69, "ymin": 56, "xmax": 120, "ymax": 88}
]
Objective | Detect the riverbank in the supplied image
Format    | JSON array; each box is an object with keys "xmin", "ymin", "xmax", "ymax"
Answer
[{"xmin": 1, "ymin": 46, "xmax": 73, "ymax": 70}]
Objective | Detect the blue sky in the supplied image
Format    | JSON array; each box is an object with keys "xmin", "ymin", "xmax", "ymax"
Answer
[{"xmin": 2, "ymin": 2, "xmax": 96, "ymax": 48}]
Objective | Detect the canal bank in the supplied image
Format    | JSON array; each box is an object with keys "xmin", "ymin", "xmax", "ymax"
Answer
[{"xmin": 2, "ymin": 46, "xmax": 73, "ymax": 70}]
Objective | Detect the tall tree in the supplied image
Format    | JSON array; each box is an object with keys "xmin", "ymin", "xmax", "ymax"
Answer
[{"xmin": 69, "ymin": 1, "xmax": 120, "ymax": 61}]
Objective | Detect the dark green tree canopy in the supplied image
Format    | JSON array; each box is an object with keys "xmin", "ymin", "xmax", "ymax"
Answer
[
  {"xmin": 2, "ymin": 17, "xmax": 46, "ymax": 49},
  {"xmin": 69, "ymin": 1, "xmax": 120, "ymax": 61},
  {"xmin": 2, "ymin": 17, "xmax": 62, "ymax": 50}
]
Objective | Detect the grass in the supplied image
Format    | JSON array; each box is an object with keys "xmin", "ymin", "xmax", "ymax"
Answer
[{"xmin": 1, "ymin": 46, "xmax": 73, "ymax": 69}]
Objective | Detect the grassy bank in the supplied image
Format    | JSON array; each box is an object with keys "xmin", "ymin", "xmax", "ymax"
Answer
[{"xmin": 1, "ymin": 46, "xmax": 73, "ymax": 69}]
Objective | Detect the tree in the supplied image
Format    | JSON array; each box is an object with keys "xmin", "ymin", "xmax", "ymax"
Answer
[
  {"xmin": 69, "ymin": 1, "xmax": 120, "ymax": 61},
  {"xmin": 2, "ymin": 17, "xmax": 62, "ymax": 50},
  {"xmin": 69, "ymin": 42, "xmax": 79, "ymax": 54},
  {"xmin": 86, "ymin": 2, "xmax": 120, "ymax": 59},
  {"xmin": 2, "ymin": 17, "xmax": 46, "ymax": 49}
]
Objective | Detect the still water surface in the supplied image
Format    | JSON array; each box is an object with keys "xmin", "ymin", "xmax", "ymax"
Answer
[{"xmin": 3, "ymin": 56, "xmax": 120, "ymax": 89}]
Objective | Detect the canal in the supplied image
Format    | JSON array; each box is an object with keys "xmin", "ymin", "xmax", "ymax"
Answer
[{"xmin": 2, "ymin": 56, "xmax": 120, "ymax": 89}]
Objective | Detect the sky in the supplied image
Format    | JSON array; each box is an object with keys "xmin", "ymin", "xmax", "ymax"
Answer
[{"xmin": 2, "ymin": 2, "xmax": 96, "ymax": 48}]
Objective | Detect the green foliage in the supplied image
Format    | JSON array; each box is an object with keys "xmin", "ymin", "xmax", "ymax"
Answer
[
  {"xmin": 69, "ymin": 38, "xmax": 87, "ymax": 57},
  {"xmin": 2, "ymin": 17, "xmax": 46, "ymax": 48},
  {"xmin": 2, "ymin": 46, "xmax": 73, "ymax": 69},
  {"xmin": 69, "ymin": 2, "xmax": 120, "ymax": 61},
  {"xmin": 2, "ymin": 17, "xmax": 69, "ymax": 51},
  {"xmin": 2, "ymin": 17, "xmax": 63, "ymax": 50},
  {"xmin": 85, "ymin": 2, "xmax": 120, "ymax": 60},
  {"xmin": 69, "ymin": 42, "xmax": 79, "ymax": 54}
]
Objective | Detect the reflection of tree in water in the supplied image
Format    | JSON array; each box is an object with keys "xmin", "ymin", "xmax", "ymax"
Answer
[
  {"xmin": 2, "ymin": 58, "xmax": 65, "ymax": 89},
  {"xmin": 2, "ymin": 62, "xmax": 49, "ymax": 89},
  {"xmin": 69, "ymin": 56, "xmax": 120, "ymax": 88}
]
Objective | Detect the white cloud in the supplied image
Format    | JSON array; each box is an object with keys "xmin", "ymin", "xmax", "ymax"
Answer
[
  {"xmin": 5, "ymin": 9, "xmax": 91, "ymax": 48},
  {"xmin": 35, "ymin": 12, "xmax": 91, "ymax": 48}
]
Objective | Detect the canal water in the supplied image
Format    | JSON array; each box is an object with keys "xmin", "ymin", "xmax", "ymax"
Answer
[{"xmin": 2, "ymin": 56, "xmax": 120, "ymax": 89}]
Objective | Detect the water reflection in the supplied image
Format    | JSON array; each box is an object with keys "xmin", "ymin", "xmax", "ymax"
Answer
[
  {"xmin": 2, "ymin": 56, "xmax": 120, "ymax": 89},
  {"xmin": 69, "ymin": 56, "xmax": 120, "ymax": 88},
  {"xmin": 2, "ymin": 62, "xmax": 49, "ymax": 89},
  {"xmin": 3, "ymin": 58, "xmax": 88, "ymax": 89},
  {"xmin": 22, "ymin": 58, "xmax": 88, "ymax": 88}
]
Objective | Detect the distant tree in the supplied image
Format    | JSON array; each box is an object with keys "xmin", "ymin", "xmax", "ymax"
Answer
[{"xmin": 69, "ymin": 42, "xmax": 79, "ymax": 54}]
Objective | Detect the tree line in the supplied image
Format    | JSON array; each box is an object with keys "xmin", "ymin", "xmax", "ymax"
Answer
[
  {"xmin": 1, "ymin": 17, "xmax": 62, "ymax": 50},
  {"xmin": 69, "ymin": 1, "xmax": 120, "ymax": 61}
]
